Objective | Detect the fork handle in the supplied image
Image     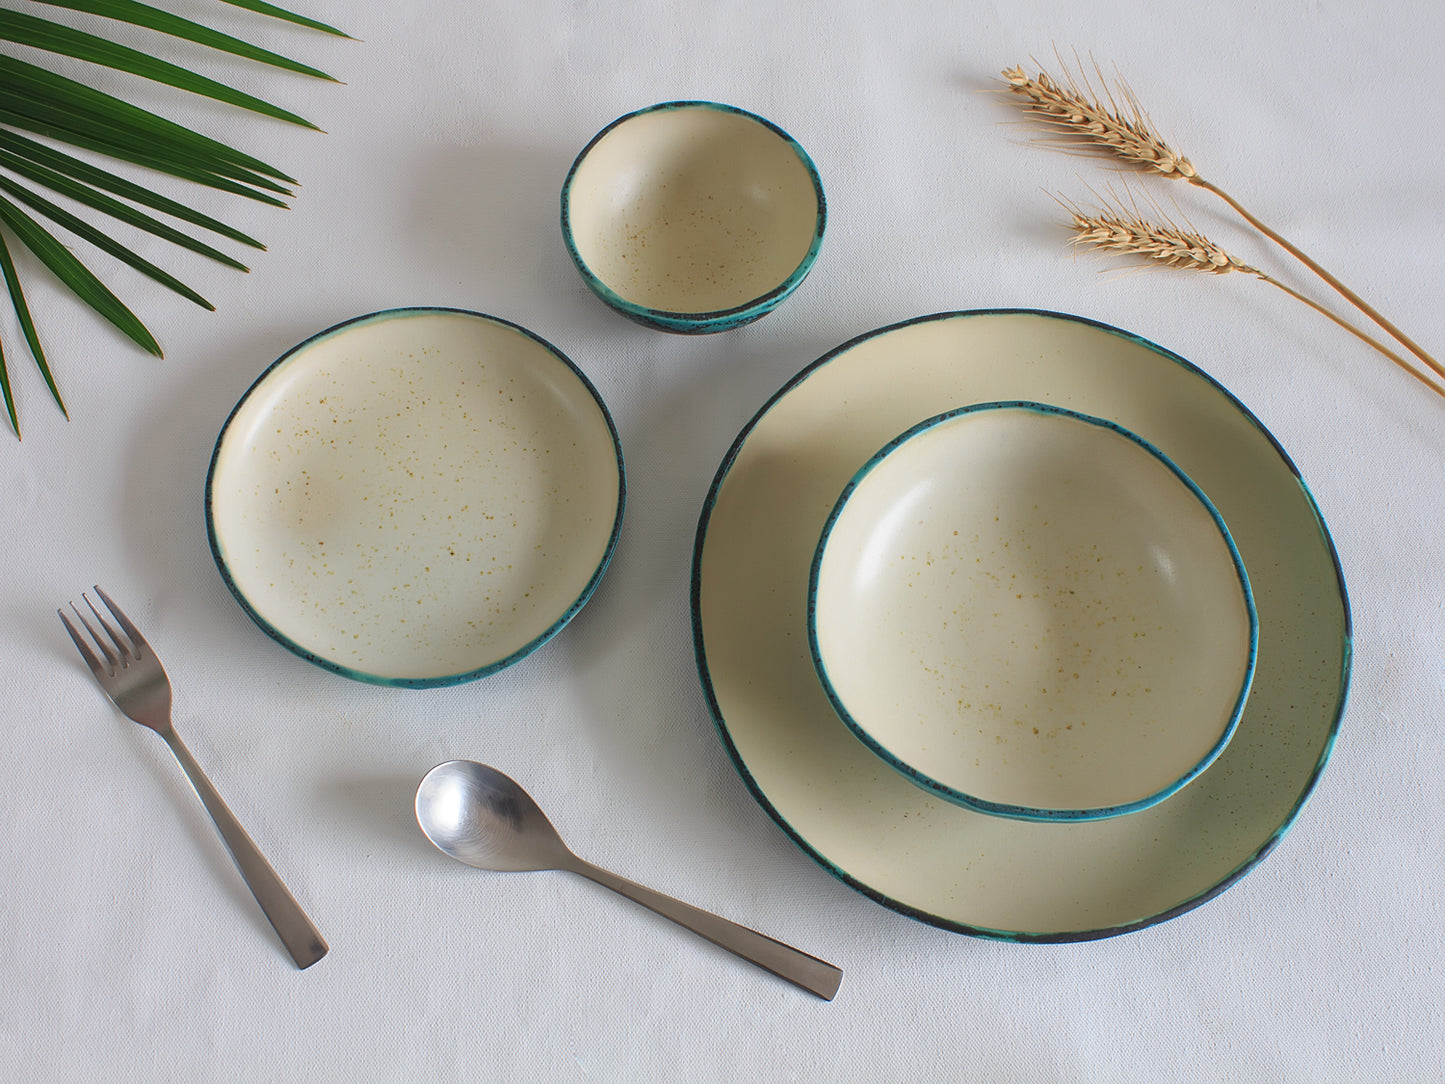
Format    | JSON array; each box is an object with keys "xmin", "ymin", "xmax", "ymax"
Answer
[{"xmin": 162, "ymin": 730, "xmax": 329, "ymax": 969}]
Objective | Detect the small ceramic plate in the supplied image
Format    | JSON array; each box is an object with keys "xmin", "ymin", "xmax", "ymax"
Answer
[
  {"xmin": 206, "ymin": 308, "xmax": 625, "ymax": 686},
  {"xmin": 809, "ymin": 401, "xmax": 1257, "ymax": 822},
  {"xmin": 693, "ymin": 310, "xmax": 1350, "ymax": 940}
]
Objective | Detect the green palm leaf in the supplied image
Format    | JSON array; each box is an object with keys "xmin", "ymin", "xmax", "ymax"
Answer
[
  {"xmin": 1, "ymin": 56, "xmax": 298, "ymax": 185},
  {"xmin": 0, "ymin": 10, "xmax": 321, "ymax": 129},
  {"xmin": 0, "ymin": 335, "xmax": 13, "ymax": 436},
  {"xmin": 32, "ymin": 0, "xmax": 339, "ymax": 80},
  {"xmin": 0, "ymin": 226, "xmax": 69, "ymax": 436},
  {"xmin": 215, "ymin": 0, "xmax": 351, "ymax": 39},
  {"xmin": 0, "ymin": 130, "xmax": 266, "ymax": 248},
  {"xmin": 0, "ymin": 0, "xmax": 343, "ymax": 437},
  {"xmin": 0, "ymin": 176, "xmax": 215, "ymax": 309},
  {"xmin": 0, "ymin": 145, "xmax": 250, "ymax": 271},
  {"xmin": 0, "ymin": 106, "xmax": 294, "ymax": 205},
  {"xmin": 0, "ymin": 193, "xmax": 161, "ymax": 356}
]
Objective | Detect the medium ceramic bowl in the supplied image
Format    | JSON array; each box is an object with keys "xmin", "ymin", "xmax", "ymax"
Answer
[
  {"xmin": 807, "ymin": 400, "xmax": 1258, "ymax": 822},
  {"xmin": 205, "ymin": 308, "xmax": 625, "ymax": 687},
  {"xmin": 560, "ymin": 100, "xmax": 826, "ymax": 333}
]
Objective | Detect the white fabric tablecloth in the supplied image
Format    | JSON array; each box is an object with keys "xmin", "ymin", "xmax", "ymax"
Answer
[{"xmin": 2, "ymin": 0, "xmax": 1441, "ymax": 1078}]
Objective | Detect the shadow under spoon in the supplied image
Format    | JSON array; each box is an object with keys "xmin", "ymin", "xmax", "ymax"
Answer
[{"xmin": 414, "ymin": 760, "xmax": 843, "ymax": 1000}]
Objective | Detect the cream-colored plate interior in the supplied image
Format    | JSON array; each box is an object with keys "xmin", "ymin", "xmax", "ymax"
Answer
[
  {"xmin": 208, "ymin": 309, "xmax": 623, "ymax": 685},
  {"xmin": 566, "ymin": 105, "xmax": 820, "ymax": 313},
  {"xmin": 694, "ymin": 311, "xmax": 1348, "ymax": 938},
  {"xmin": 812, "ymin": 404, "xmax": 1254, "ymax": 818}
]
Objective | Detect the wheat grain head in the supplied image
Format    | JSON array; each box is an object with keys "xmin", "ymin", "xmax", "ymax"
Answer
[
  {"xmin": 1002, "ymin": 60, "xmax": 1197, "ymax": 180},
  {"xmin": 1059, "ymin": 196, "xmax": 1254, "ymax": 275}
]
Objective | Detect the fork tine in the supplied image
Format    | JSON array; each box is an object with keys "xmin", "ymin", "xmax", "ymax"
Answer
[
  {"xmin": 84, "ymin": 591, "xmax": 133, "ymax": 662},
  {"xmin": 71, "ymin": 600, "xmax": 121, "ymax": 672},
  {"xmin": 94, "ymin": 585, "xmax": 149, "ymax": 658},
  {"xmin": 58, "ymin": 606, "xmax": 112, "ymax": 680}
]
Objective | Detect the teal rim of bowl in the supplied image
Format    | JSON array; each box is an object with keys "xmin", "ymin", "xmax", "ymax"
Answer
[
  {"xmin": 805, "ymin": 399, "xmax": 1260, "ymax": 823},
  {"xmin": 560, "ymin": 100, "xmax": 827, "ymax": 333},
  {"xmin": 204, "ymin": 306, "xmax": 627, "ymax": 689}
]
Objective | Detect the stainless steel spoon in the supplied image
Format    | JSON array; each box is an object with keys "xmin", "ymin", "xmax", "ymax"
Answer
[{"xmin": 414, "ymin": 760, "xmax": 842, "ymax": 1000}]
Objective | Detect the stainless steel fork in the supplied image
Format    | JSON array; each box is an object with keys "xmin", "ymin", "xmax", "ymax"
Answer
[{"xmin": 60, "ymin": 586, "xmax": 328, "ymax": 969}]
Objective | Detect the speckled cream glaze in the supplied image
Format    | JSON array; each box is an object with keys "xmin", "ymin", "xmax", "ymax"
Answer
[
  {"xmin": 809, "ymin": 402, "xmax": 1256, "ymax": 821},
  {"xmin": 562, "ymin": 101, "xmax": 825, "ymax": 332},
  {"xmin": 207, "ymin": 309, "xmax": 624, "ymax": 686},
  {"xmin": 692, "ymin": 310, "xmax": 1350, "ymax": 940}
]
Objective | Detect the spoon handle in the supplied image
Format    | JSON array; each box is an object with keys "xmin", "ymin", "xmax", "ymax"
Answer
[{"xmin": 566, "ymin": 857, "xmax": 842, "ymax": 1000}]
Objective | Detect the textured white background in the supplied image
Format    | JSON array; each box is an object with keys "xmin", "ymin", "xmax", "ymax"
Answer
[{"xmin": 1, "ymin": 0, "xmax": 1442, "ymax": 1079}]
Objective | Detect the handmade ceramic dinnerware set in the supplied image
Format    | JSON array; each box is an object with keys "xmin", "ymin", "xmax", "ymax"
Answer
[{"xmin": 196, "ymin": 100, "xmax": 1350, "ymax": 983}]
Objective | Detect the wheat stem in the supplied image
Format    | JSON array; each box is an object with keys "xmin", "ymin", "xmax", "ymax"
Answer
[
  {"xmin": 1259, "ymin": 274, "xmax": 1445, "ymax": 398},
  {"xmin": 1188, "ymin": 176, "xmax": 1443, "ymax": 379},
  {"xmin": 1003, "ymin": 60, "xmax": 1440, "ymax": 379}
]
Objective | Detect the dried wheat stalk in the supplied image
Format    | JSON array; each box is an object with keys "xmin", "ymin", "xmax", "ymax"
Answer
[
  {"xmin": 1062, "ymin": 195, "xmax": 1445, "ymax": 400},
  {"xmin": 1002, "ymin": 60, "xmax": 1442, "ymax": 382}
]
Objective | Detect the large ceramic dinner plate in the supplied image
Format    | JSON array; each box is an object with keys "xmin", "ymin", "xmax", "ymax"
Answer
[
  {"xmin": 692, "ymin": 310, "xmax": 1350, "ymax": 940},
  {"xmin": 207, "ymin": 308, "xmax": 624, "ymax": 687}
]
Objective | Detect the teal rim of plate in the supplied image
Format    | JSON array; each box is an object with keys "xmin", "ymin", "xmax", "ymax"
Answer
[
  {"xmin": 560, "ymin": 100, "xmax": 827, "ymax": 331},
  {"xmin": 690, "ymin": 308, "xmax": 1352, "ymax": 943},
  {"xmin": 805, "ymin": 399, "xmax": 1261, "ymax": 824},
  {"xmin": 204, "ymin": 306, "xmax": 627, "ymax": 689}
]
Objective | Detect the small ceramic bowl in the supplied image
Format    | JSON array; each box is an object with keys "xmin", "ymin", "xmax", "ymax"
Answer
[
  {"xmin": 560, "ymin": 100, "xmax": 826, "ymax": 333},
  {"xmin": 807, "ymin": 401, "xmax": 1258, "ymax": 822},
  {"xmin": 205, "ymin": 308, "xmax": 625, "ymax": 687}
]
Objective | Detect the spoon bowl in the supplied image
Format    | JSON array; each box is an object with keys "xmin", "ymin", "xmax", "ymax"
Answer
[
  {"xmin": 414, "ymin": 760, "xmax": 842, "ymax": 1000},
  {"xmin": 415, "ymin": 760, "xmax": 569, "ymax": 872}
]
